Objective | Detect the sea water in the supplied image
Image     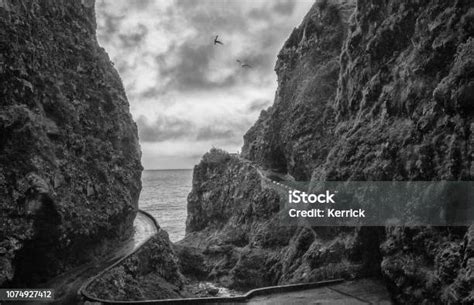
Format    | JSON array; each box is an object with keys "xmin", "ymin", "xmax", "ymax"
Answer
[
  {"xmin": 139, "ymin": 169, "xmax": 242, "ymax": 296},
  {"xmin": 139, "ymin": 169, "xmax": 193, "ymax": 242}
]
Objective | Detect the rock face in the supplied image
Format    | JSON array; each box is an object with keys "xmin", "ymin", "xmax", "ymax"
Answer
[
  {"xmin": 0, "ymin": 0, "xmax": 142, "ymax": 287},
  {"xmin": 185, "ymin": 149, "xmax": 280, "ymax": 236},
  {"xmin": 242, "ymin": 0, "xmax": 355, "ymax": 181},
  {"xmin": 86, "ymin": 232, "xmax": 186, "ymax": 301},
  {"xmin": 184, "ymin": 0, "xmax": 473, "ymax": 304},
  {"xmin": 324, "ymin": 1, "xmax": 473, "ymax": 303},
  {"xmin": 320, "ymin": 0, "xmax": 473, "ymax": 183},
  {"xmin": 179, "ymin": 149, "xmax": 380, "ymax": 290}
]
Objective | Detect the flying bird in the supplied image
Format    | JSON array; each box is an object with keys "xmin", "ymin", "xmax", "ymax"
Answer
[
  {"xmin": 237, "ymin": 59, "xmax": 252, "ymax": 68},
  {"xmin": 214, "ymin": 35, "xmax": 224, "ymax": 45}
]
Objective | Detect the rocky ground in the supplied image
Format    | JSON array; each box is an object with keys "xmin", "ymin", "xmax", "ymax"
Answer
[
  {"xmin": 85, "ymin": 224, "xmax": 242, "ymax": 301},
  {"xmin": 85, "ymin": 232, "xmax": 186, "ymax": 301}
]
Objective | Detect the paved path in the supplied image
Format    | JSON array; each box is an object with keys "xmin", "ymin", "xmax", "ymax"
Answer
[
  {"xmin": 246, "ymin": 279, "xmax": 392, "ymax": 305},
  {"xmin": 23, "ymin": 211, "xmax": 158, "ymax": 305}
]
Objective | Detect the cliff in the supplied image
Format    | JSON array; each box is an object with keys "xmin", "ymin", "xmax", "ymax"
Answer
[
  {"xmin": 179, "ymin": 149, "xmax": 379, "ymax": 289},
  {"xmin": 184, "ymin": 0, "xmax": 473, "ymax": 304},
  {"xmin": 0, "ymin": 0, "xmax": 142, "ymax": 287},
  {"xmin": 242, "ymin": 0, "xmax": 355, "ymax": 181},
  {"xmin": 332, "ymin": 1, "xmax": 473, "ymax": 303}
]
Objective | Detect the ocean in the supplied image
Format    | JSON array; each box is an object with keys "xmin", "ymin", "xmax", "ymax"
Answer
[{"xmin": 139, "ymin": 169, "xmax": 193, "ymax": 242}]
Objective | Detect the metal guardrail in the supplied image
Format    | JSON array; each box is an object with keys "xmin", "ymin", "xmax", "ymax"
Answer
[
  {"xmin": 139, "ymin": 209, "xmax": 161, "ymax": 230},
  {"xmin": 81, "ymin": 279, "xmax": 345, "ymax": 304},
  {"xmin": 78, "ymin": 209, "xmax": 159, "ymax": 303}
]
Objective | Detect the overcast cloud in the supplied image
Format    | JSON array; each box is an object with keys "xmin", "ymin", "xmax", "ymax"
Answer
[{"xmin": 96, "ymin": 0, "xmax": 313, "ymax": 169}]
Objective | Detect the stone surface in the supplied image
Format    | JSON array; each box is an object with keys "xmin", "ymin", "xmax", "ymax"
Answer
[
  {"xmin": 85, "ymin": 232, "xmax": 187, "ymax": 301},
  {"xmin": 242, "ymin": 0, "xmax": 355, "ymax": 181},
  {"xmin": 0, "ymin": 0, "xmax": 142, "ymax": 287},
  {"xmin": 178, "ymin": 149, "xmax": 379, "ymax": 290}
]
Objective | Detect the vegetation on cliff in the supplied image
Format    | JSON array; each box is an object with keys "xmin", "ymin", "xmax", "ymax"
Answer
[
  {"xmin": 242, "ymin": 0, "xmax": 355, "ymax": 181},
  {"xmin": 179, "ymin": 148, "xmax": 382, "ymax": 290},
  {"xmin": 0, "ymin": 0, "xmax": 142, "ymax": 287}
]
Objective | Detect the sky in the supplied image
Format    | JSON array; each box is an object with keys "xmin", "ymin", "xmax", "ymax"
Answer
[{"xmin": 95, "ymin": 0, "xmax": 314, "ymax": 169}]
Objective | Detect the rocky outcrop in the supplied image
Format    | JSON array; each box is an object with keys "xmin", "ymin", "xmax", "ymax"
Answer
[
  {"xmin": 185, "ymin": 149, "xmax": 280, "ymax": 236},
  {"xmin": 178, "ymin": 149, "xmax": 381, "ymax": 290},
  {"xmin": 319, "ymin": 0, "xmax": 472, "ymax": 182},
  {"xmin": 185, "ymin": 0, "xmax": 473, "ymax": 303},
  {"xmin": 242, "ymin": 0, "xmax": 355, "ymax": 180},
  {"xmin": 85, "ymin": 232, "xmax": 187, "ymax": 301},
  {"xmin": 0, "ymin": 0, "xmax": 142, "ymax": 287},
  {"xmin": 328, "ymin": 1, "xmax": 473, "ymax": 303},
  {"xmin": 380, "ymin": 226, "xmax": 473, "ymax": 304}
]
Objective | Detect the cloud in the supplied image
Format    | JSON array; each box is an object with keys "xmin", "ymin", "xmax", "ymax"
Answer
[
  {"xmin": 196, "ymin": 127, "xmax": 235, "ymax": 141},
  {"xmin": 133, "ymin": 0, "xmax": 154, "ymax": 10},
  {"xmin": 137, "ymin": 115, "xmax": 193, "ymax": 142},
  {"xmin": 175, "ymin": 0, "xmax": 249, "ymax": 32},
  {"xmin": 95, "ymin": 0, "xmax": 314, "ymax": 168},
  {"xmin": 117, "ymin": 23, "xmax": 148, "ymax": 49},
  {"xmin": 195, "ymin": 118, "xmax": 251, "ymax": 144},
  {"xmin": 158, "ymin": 42, "xmax": 237, "ymax": 91},
  {"xmin": 247, "ymin": 99, "xmax": 271, "ymax": 112},
  {"xmin": 138, "ymin": 113, "xmax": 252, "ymax": 146},
  {"xmin": 96, "ymin": 0, "xmax": 311, "ymax": 98},
  {"xmin": 96, "ymin": 11, "xmax": 125, "ymax": 44},
  {"xmin": 273, "ymin": 0, "xmax": 297, "ymax": 15}
]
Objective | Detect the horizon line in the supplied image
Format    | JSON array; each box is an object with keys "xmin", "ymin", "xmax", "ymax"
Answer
[{"xmin": 144, "ymin": 168, "xmax": 193, "ymax": 171}]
